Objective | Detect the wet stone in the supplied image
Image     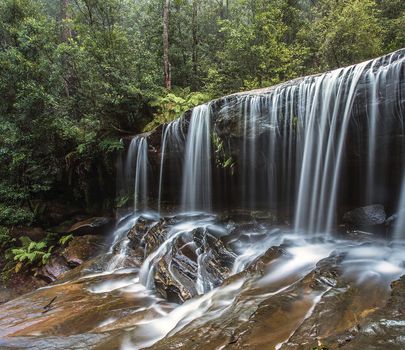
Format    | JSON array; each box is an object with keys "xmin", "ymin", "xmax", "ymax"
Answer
[
  {"xmin": 342, "ymin": 204, "xmax": 386, "ymax": 229},
  {"xmin": 153, "ymin": 227, "xmax": 236, "ymax": 303}
]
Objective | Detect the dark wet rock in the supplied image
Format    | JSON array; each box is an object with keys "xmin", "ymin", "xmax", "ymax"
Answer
[
  {"xmin": 125, "ymin": 214, "xmax": 238, "ymax": 303},
  {"xmin": 141, "ymin": 218, "xmax": 174, "ymax": 255},
  {"xmin": 342, "ymin": 204, "xmax": 386, "ymax": 229},
  {"xmin": 154, "ymin": 227, "xmax": 236, "ymax": 303},
  {"xmin": 127, "ymin": 216, "xmax": 158, "ymax": 250},
  {"xmin": 36, "ymin": 235, "xmax": 106, "ymax": 282},
  {"xmin": 146, "ymin": 253, "xmax": 345, "ymax": 350},
  {"xmin": 154, "ymin": 241, "xmax": 197, "ymax": 303},
  {"xmin": 62, "ymin": 235, "xmax": 105, "ymax": 267},
  {"xmin": 67, "ymin": 217, "xmax": 115, "ymax": 236},
  {"xmin": 124, "ymin": 216, "xmax": 159, "ymax": 264},
  {"xmin": 35, "ymin": 255, "xmax": 71, "ymax": 283},
  {"xmin": 223, "ymin": 246, "xmax": 286, "ymax": 287},
  {"xmin": 0, "ymin": 273, "xmax": 46, "ymax": 304},
  {"xmin": 316, "ymin": 275, "xmax": 405, "ymax": 350}
]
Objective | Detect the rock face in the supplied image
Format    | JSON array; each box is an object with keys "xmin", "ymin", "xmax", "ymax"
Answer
[
  {"xmin": 385, "ymin": 208, "xmax": 405, "ymax": 230},
  {"xmin": 342, "ymin": 205, "xmax": 386, "ymax": 229},
  {"xmin": 36, "ymin": 235, "xmax": 106, "ymax": 282},
  {"xmin": 292, "ymin": 275, "xmax": 405, "ymax": 350},
  {"xmin": 154, "ymin": 227, "xmax": 235, "ymax": 303},
  {"xmin": 130, "ymin": 49, "xmax": 405, "ymax": 225},
  {"xmin": 36, "ymin": 255, "xmax": 72, "ymax": 283},
  {"xmin": 62, "ymin": 235, "xmax": 105, "ymax": 267}
]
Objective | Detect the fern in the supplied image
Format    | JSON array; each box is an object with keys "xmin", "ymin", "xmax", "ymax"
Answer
[
  {"xmin": 59, "ymin": 234, "xmax": 73, "ymax": 246},
  {"xmin": 10, "ymin": 236, "xmax": 53, "ymax": 271}
]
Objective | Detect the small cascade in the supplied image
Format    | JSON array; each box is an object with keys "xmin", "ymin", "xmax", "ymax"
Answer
[
  {"xmin": 108, "ymin": 136, "xmax": 149, "ymax": 271},
  {"xmin": 132, "ymin": 136, "xmax": 149, "ymax": 212},
  {"xmin": 181, "ymin": 104, "xmax": 213, "ymax": 212},
  {"xmin": 158, "ymin": 119, "xmax": 184, "ymax": 214},
  {"xmin": 116, "ymin": 135, "xmax": 150, "ymax": 213}
]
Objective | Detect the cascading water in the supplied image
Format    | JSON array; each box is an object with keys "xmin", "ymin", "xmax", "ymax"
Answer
[
  {"xmin": 131, "ymin": 136, "xmax": 149, "ymax": 212},
  {"xmin": 181, "ymin": 103, "xmax": 212, "ymax": 212},
  {"xmin": 116, "ymin": 135, "xmax": 150, "ymax": 213},
  {"xmin": 295, "ymin": 62, "xmax": 370, "ymax": 232},
  {"xmin": 109, "ymin": 135, "xmax": 150, "ymax": 270},
  {"xmin": 158, "ymin": 119, "xmax": 184, "ymax": 214}
]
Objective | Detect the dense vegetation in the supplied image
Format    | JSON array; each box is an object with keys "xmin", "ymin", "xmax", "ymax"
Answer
[{"xmin": 0, "ymin": 0, "xmax": 403, "ymax": 230}]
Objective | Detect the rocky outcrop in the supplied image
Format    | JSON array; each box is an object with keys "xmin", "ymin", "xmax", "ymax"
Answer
[
  {"xmin": 127, "ymin": 215, "xmax": 236, "ymax": 303},
  {"xmin": 320, "ymin": 275, "xmax": 405, "ymax": 350},
  {"xmin": 342, "ymin": 204, "xmax": 387, "ymax": 230},
  {"xmin": 36, "ymin": 235, "xmax": 106, "ymax": 282},
  {"xmin": 62, "ymin": 235, "xmax": 105, "ymax": 267},
  {"xmin": 0, "ymin": 273, "xmax": 47, "ymax": 304},
  {"xmin": 154, "ymin": 227, "xmax": 235, "ymax": 303}
]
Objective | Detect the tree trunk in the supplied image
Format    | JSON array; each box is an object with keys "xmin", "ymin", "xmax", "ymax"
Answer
[
  {"xmin": 163, "ymin": 0, "xmax": 171, "ymax": 90},
  {"xmin": 191, "ymin": 0, "xmax": 198, "ymax": 90},
  {"xmin": 60, "ymin": 0, "xmax": 71, "ymax": 97},
  {"xmin": 60, "ymin": 0, "xmax": 71, "ymax": 42}
]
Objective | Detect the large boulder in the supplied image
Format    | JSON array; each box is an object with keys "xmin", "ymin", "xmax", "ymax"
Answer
[
  {"xmin": 342, "ymin": 205, "xmax": 386, "ymax": 230},
  {"xmin": 35, "ymin": 255, "xmax": 71, "ymax": 283},
  {"xmin": 62, "ymin": 235, "xmax": 106, "ymax": 267},
  {"xmin": 36, "ymin": 235, "xmax": 106, "ymax": 282}
]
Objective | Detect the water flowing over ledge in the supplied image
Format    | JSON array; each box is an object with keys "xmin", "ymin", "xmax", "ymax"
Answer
[{"xmin": 121, "ymin": 48, "xmax": 405, "ymax": 235}]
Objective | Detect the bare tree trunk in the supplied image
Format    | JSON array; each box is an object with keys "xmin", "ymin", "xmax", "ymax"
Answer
[
  {"xmin": 191, "ymin": 0, "xmax": 198, "ymax": 90},
  {"xmin": 60, "ymin": 0, "xmax": 71, "ymax": 97},
  {"xmin": 163, "ymin": 0, "xmax": 171, "ymax": 90},
  {"xmin": 60, "ymin": 0, "xmax": 71, "ymax": 42}
]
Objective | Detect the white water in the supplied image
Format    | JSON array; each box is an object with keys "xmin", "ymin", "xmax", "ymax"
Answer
[
  {"xmin": 158, "ymin": 119, "xmax": 184, "ymax": 214},
  {"xmin": 132, "ymin": 137, "xmax": 149, "ymax": 212},
  {"xmin": 109, "ymin": 218, "xmax": 405, "ymax": 350},
  {"xmin": 181, "ymin": 104, "xmax": 212, "ymax": 212}
]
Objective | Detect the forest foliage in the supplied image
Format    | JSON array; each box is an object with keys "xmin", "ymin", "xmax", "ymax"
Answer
[{"xmin": 0, "ymin": 0, "xmax": 403, "ymax": 226}]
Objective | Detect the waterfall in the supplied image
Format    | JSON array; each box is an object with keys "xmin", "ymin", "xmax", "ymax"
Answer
[
  {"xmin": 294, "ymin": 62, "xmax": 370, "ymax": 232},
  {"xmin": 158, "ymin": 119, "xmax": 184, "ymax": 214},
  {"xmin": 126, "ymin": 136, "xmax": 149, "ymax": 212},
  {"xmin": 120, "ymin": 49, "xmax": 404, "ymax": 234},
  {"xmin": 181, "ymin": 104, "xmax": 212, "ymax": 212}
]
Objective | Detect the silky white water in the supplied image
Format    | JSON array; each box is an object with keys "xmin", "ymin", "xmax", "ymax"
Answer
[{"xmin": 181, "ymin": 104, "xmax": 212, "ymax": 212}]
